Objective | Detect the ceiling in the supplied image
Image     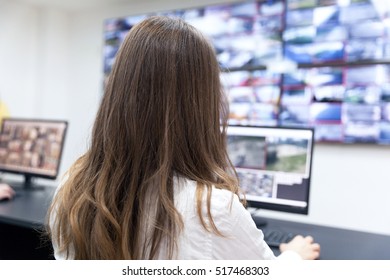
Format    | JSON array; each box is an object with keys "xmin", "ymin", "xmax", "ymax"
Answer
[{"xmin": 15, "ymin": 0, "xmax": 137, "ymax": 10}]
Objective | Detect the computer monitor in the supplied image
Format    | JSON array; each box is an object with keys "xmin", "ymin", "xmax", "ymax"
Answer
[
  {"xmin": 226, "ymin": 125, "xmax": 314, "ymax": 224},
  {"xmin": 0, "ymin": 118, "xmax": 68, "ymax": 189}
]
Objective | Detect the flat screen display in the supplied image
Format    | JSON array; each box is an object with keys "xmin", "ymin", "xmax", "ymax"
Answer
[
  {"xmin": 0, "ymin": 119, "xmax": 68, "ymax": 179},
  {"xmin": 103, "ymin": 0, "xmax": 390, "ymax": 145},
  {"xmin": 226, "ymin": 125, "xmax": 314, "ymax": 214}
]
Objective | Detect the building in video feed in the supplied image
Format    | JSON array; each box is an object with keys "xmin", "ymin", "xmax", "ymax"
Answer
[
  {"xmin": 384, "ymin": 41, "xmax": 390, "ymax": 60},
  {"xmin": 286, "ymin": 8, "xmax": 313, "ymax": 26},
  {"xmin": 318, "ymin": 0, "xmax": 338, "ymax": 6},
  {"xmin": 218, "ymin": 49, "xmax": 254, "ymax": 69},
  {"xmin": 314, "ymin": 124, "xmax": 343, "ymax": 142},
  {"xmin": 251, "ymin": 39, "xmax": 283, "ymax": 66},
  {"xmin": 288, "ymin": 0, "xmax": 316, "ymax": 10},
  {"xmin": 346, "ymin": 39, "xmax": 384, "ymax": 61},
  {"xmin": 236, "ymin": 171, "xmax": 274, "ymax": 198},
  {"xmin": 281, "ymin": 88, "xmax": 312, "ymax": 105},
  {"xmin": 250, "ymin": 103, "xmax": 278, "ymax": 125},
  {"xmin": 283, "ymin": 70, "xmax": 308, "ymax": 86},
  {"xmin": 339, "ymin": 3, "xmax": 380, "ymax": 24},
  {"xmin": 220, "ymin": 71, "xmax": 251, "ymax": 88},
  {"xmin": 285, "ymin": 42, "xmax": 344, "ymax": 63},
  {"xmin": 255, "ymin": 15, "xmax": 283, "ymax": 32},
  {"xmin": 260, "ymin": 0, "xmax": 284, "ymax": 16},
  {"xmin": 283, "ymin": 26, "xmax": 316, "ymax": 44},
  {"xmin": 228, "ymin": 87, "xmax": 255, "ymax": 103},
  {"xmin": 187, "ymin": 13, "xmax": 228, "ymax": 37},
  {"xmin": 227, "ymin": 135, "xmax": 267, "ymax": 169},
  {"xmin": 379, "ymin": 122, "xmax": 390, "ymax": 144},
  {"xmin": 230, "ymin": 1, "xmax": 257, "ymax": 17},
  {"xmin": 342, "ymin": 104, "xmax": 381, "ymax": 123},
  {"xmin": 382, "ymin": 84, "xmax": 390, "ymax": 102},
  {"xmin": 285, "ymin": 44, "xmax": 313, "ymax": 63},
  {"xmin": 313, "ymin": 41, "xmax": 344, "ymax": 62},
  {"xmin": 254, "ymin": 86, "xmax": 280, "ymax": 103},
  {"xmin": 306, "ymin": 67, "xmax": 343, "ymax": 87},
  {"xmin": 313, "ymin": 5, "xmax": 340, "ymax": 27},
  {"xmin": 265, "ymin": 136, "xmax": 309, "ymax": 175},
  {"xmin": 229, "ymin": 103, "xmax": 252, "ymax": 124},
  {"xmin": 180, "ymin": 8, "xmax": 203, "ymax": 20},
  {"xmin": 382, "ymin": 103, "xmax": 390, "ymax": 122},
  {"xmin": 310, "ymin": 103, "xmax": 342, "ymax": 122},
  {"xmin": 344, "ymin": 86, "xmax": 381, "ymax": 104},
  {"xmin": 349, "ymin": 21, "xmax": 385, "ymax": 39},
  {"xmin": 313, "ymin": 85, "xmax": 345, "ymax": 102},
  {"xmin": 251, "ymin": 70, "xmax": 281, "ymax": 86},
  {"xmin": 344, "ymin": 122, "xmax": 380, "ymax": 143},
  {"xmin": 346, "ymin": 66, "xmax": 390, "ymax": 85},
  {"xmin": 279, "ymin": 105, "xmax": 310, "ymax": 127},
  {"xmin": 228, "ymin": 17, "xmax": 254, "ymax": 34},
  {"xmin": 316, "ymin": 25, "xmax": 347, "ymax": 42}
]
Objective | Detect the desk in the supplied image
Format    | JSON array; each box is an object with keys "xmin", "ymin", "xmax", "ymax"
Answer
[
  {"xmin": 1, "ymin": 187, "xmax": 390, "ymax": 259},
  {"xmin": 0, "ymin": 187, "xmax": 55, "ymax": 228},
  {"xmin": 258, "ymin": 217, "xmax": 390, "ymax": 260},
  {"xmin": 0, "ymin": 186, "xmax": 56, "ymax": 259}
]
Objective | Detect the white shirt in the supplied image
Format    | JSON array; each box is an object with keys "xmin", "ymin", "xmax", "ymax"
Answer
[
  {"xmin": 52, "ymin": 177, "xmax": 300, "ymax": 260},
  {"xmin": 155, "ymin": 177, "xmax": 300, "ymax": 260}
]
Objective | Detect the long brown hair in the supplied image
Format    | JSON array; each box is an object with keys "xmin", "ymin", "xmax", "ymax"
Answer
[{"xmin": 47, "ymin": 16, "xmax": 239, "ymax": 259}]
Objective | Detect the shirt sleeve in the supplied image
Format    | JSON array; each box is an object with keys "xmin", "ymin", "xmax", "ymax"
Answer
[
  {"xmin": 210, "ymin": 192, "xmax": 301, "ymax": 260},
  {"xmin": 50, "ymin": 175, "xmax": 75, "ymax": 260}
]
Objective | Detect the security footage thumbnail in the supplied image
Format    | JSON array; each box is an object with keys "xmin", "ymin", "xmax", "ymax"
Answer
[{"xmin": 227, "ymin": 134, "xmax": 309, "ymax": 175}]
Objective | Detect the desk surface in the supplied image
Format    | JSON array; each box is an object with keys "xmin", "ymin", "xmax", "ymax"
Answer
[
  {"xmin": 259, "ymin": 217, "xmax": 390, "ymax": 260},
  {"xmin": 0, "ymin": 187, "xmax": 55, "ymax": 228},
  {"xmin": 1, "ymin": 187, "xmax": 389, "ymax": 259}
]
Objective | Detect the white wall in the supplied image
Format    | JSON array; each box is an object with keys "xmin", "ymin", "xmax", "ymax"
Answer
[
  {"xmin": 0, "ymin": 1, "xmax": 73, "ymax": 178},
  {"xmin": 0, "ymin": 1, "xmax": 40, "ymax": 117},
  {"xmin": 1, "ymin": 0, "xmax": 390, "ymax": 236}
]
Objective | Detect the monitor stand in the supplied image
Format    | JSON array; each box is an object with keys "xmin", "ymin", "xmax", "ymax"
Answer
[{"xmin": 4, "ymin": 175, "xmax": 45, "ymax": 191}]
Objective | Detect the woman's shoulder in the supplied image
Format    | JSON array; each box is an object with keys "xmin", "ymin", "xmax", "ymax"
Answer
[
  {"xmin": 175, "ymin": 176, "xmax": 242, "ymax": 217},
  {"xmin": 175, "ymin": 176, "xmax": 237, "ymax": 202}
]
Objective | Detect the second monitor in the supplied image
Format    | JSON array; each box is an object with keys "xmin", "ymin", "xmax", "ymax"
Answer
[
  {"xmin": 226, "ymin": 125, "xmax": 314, "ymax": 218},
  {"xmin": 0, "ymin": 118, "xmax": 68, "ymax": 189}
]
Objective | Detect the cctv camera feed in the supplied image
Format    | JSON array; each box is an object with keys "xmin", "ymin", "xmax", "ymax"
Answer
[
  {"xmin": 104, "ymin": 0, "xmax": 390, "ymax": 144},
  {"xmin": 0, "ymin": 120, "xmax": 67, "ymax": 177},
  {"xmin": 227, "ymin": 126, "xmax": 312, "ymax": 208}
]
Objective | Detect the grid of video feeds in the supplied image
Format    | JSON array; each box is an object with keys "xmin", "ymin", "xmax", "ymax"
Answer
[
  {"xmin": 103, "ymin": 0, "xmax": 390, "ymax": 144},
  {"xmin": 226, "ymin": 126, "xmax": 312, "ymax": 207},
  {"xmin": 280, "ymin": 64, "xmax": 390, "ymax": 143},
  {"xmin": 104, "ymin": 1, "xmax": 284, "ymax": 76},
  {"xmin": 0, "ymin": 121, "xmax": 67, "ymax": 177}
]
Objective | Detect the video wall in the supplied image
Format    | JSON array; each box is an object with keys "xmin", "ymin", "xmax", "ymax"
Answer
[{"xmin": 103, "ymin": 0, "xmax": 390, "ymax": 144}]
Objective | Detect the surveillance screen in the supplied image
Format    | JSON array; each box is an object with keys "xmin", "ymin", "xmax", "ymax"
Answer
[
  {"xmin": 0, "ymin": 119, "xmax": 67, "ymax": 178},
  {"xmin": 227, "ymin": 125, "xmax": 313, "ymax": 208},
  {"xmin": 104, "ymin": 0, "xmax": 390, "ymax": 145}
]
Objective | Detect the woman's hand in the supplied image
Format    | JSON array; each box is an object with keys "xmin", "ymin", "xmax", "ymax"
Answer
[{"xmin": 280, "ymin": 235, "xmax": 320, "ymax": 260}]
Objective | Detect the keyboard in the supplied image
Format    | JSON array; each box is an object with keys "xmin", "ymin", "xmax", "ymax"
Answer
[{"xmin": 262, "ymin": 229, "xmax": 296, "ymax": 248}]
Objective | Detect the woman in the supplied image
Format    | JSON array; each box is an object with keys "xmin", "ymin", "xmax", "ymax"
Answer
[{"xmin": 47, "ymin": 16, "xmax": 320, "ymax": 260}]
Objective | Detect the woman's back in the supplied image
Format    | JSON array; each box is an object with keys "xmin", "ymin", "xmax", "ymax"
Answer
[
  {"xmin": 156, "ymin": 177, "xmax": 275, "ymax": 259},
  {"xmin": 47, "ymin": 16, "xmax": 319, "ymax": 260}
]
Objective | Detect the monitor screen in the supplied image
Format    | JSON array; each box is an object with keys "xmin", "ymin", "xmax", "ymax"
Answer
[
  {"xmin": 103, "ymin": 0, "xmax": 390, "ymax": 145},
  {"xmin": 0, "ymin": 119, "xmax": 68, "ymax": 184},
  {"xmin": 226, "ymin": 125, "xmax": 314, "ymax": 214}
]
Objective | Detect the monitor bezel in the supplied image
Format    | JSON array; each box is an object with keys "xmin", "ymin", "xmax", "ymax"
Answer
[
  {"xmin": 0, "ymin": 118, "xmax": 68, "ymax": 181},
  {"xmin": 227, "ymin": 124, "xmax": 315, "ymax": 215}
]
